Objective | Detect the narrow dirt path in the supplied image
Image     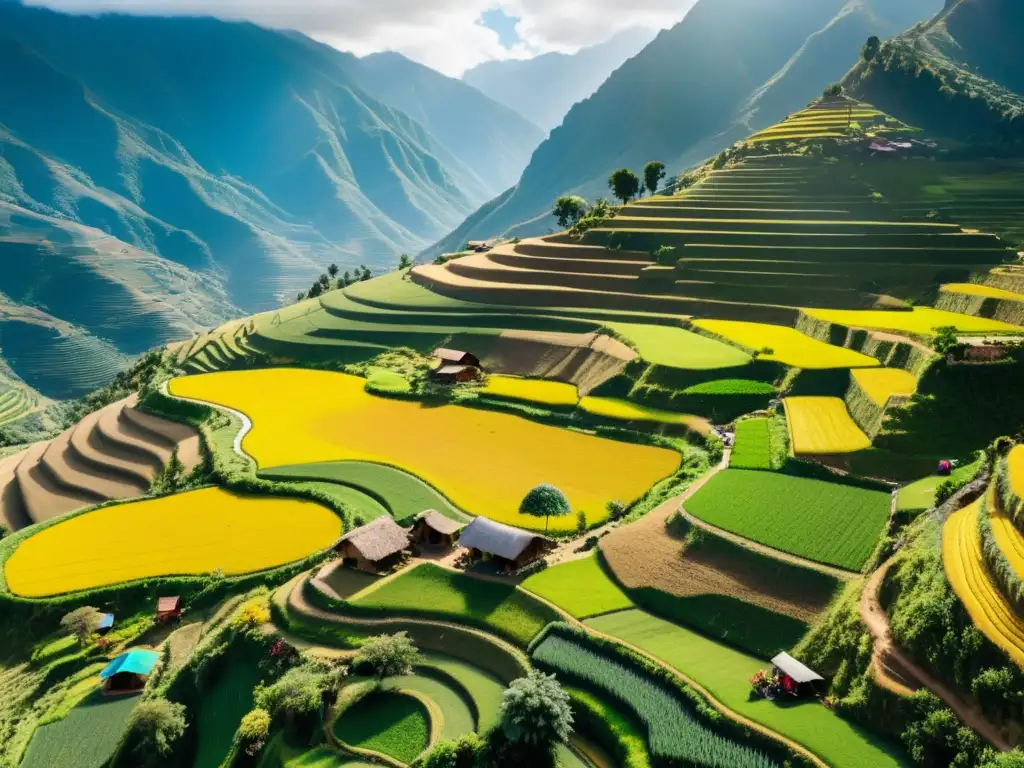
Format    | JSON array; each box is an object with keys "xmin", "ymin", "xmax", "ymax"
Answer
[{"xmin": 860, "ymin": 558, "xmax": 1011, "ymax": 751}]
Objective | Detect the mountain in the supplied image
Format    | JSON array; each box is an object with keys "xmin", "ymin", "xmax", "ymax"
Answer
[
  {"xmin": 462, "ymin": 27, "xmax": 658, "ymax": 133},
  {"xmin": 0, "ymin": 2, "xmax": 540, "ymax": 401},
  {"xmin": 843, "ymin": 0, "xmax": 1024, "ymax": 147},
  {"xmin": 427, "ymin": 0, "xmax": 943, "ymax": 258}
]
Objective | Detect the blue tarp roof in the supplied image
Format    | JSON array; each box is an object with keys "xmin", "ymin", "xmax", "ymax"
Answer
[
  {"xmin": 100, "ymin": 649, "xmax": 159, "ymax": 680},
  {"xmin": 98, "ymin": 613, "xmax": 114, "ymax": 630}
]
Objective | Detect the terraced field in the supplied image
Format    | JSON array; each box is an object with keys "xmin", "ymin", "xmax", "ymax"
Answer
[
  {"xmin": 745, "ymin": 100, "xmax": 900, "ymax": 144},
  {"xmin": 176, "ymin": 318, "xmax": 267, "ymax": 374},
  {"xmin": 692, "ymin": 320, "xmax": 878, "ymax": 369},
  {"xmin": 943, "ymin": 493, "xmax": 1024, "ymax": 667},
  {"xmin": 481, "ymin": 375, "xmax": 579, "ymax": 406},
  {"xmin": 783, "ymin": 397, "xmax": 872, "ymax": 455},
  {"xmin": 803, "ymin": 307, "xmax": 1022, "ymax": 337},
  {"xmin": 850, "ymin": 368, "xmax": 917, "ymax": 406},
  {"xmin": 1010, "ymin": 446, "xmax": 1024, "ymax": 499},
  {"xmin": 0, "ymin": 387, "xmax": 33, "ymax": 428}
]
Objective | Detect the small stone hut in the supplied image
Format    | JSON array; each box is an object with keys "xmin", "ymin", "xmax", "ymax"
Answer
[
  {"xmin": 410, "ymin": 510, "xmax": 465, "ymax": 550},
  {"xmin": 458, "ymin": 517, "xmax": 555, "ymax": 572},
  {"xmin": 336, "ymin": 516, "xmax": 410, "ymax": 573}
]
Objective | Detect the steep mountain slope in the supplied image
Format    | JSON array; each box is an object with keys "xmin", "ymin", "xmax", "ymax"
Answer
[
  {"xmin": 427, "ymin": 0, "xmax": 943, "ymax": 258},
  {"xmin": 843, "ymin": 0, "xmax": 1024, "ymax": 147},
  {"xmin": 462, "ymin": 27, "xmax": 658, "ymax": 133},
  {"xmin": 0, "ymin": 3, "xmax": 527, "ymax": 400}
]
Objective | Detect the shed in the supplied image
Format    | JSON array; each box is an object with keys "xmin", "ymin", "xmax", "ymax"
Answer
[
  {"xmin": 97, "ymin": 613, "xmax": 115, "ymax": 635},
  {"xmin": 101, "ymin": 649, "xmax": 160, "ymax": 694},
  {"xmin": 432, "ymin": 348, "xmax": 480, "ymax": 368},
  {"xmin": 336, "ymin": 516, "xmax": 410, "ymax": 573},
  {"xmin": 411, "ymin": 510, "xmax": 465, "ymax": 549},
  {"xmin": 458, "ymin": 517, "xmax": 556, "ymax": 571},
  {"xmin": 156, "ymin": 596, "xmax": 181, "ymax": 622},
  {"xmin": 432, "ymin": 364, "xmax": 478, "ymax": 384},
  {"xmin": 771, "ymin": 652, "xmax": 824, "ymax": 698}
]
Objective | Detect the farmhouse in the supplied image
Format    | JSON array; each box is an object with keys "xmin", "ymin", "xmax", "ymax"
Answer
[
  {"xmin": 411, "ymin": 510, "xmax": 465, "ymax": 550},
  {"xmin": 433, "ymin": 348, "xmax": 480, "ymax": 367},
  {"xmin": 100, "ymin": 649, "xmax": 160, "ymax": 694},
  {"xmin": 458, "ymin": 517, "xmax": 555, "ymax": 571},
  {"xmin": 336, "ymin": 516, "xmax": 410, "ymax": 573},
  {"xmin": 431, "ymin": 348, "xmax": 482, "ymax": 384},
  {"xmin": 156, "ymin": 596, "xmax": 181, "ymax": 622},
  {"xmin": 771, "ymin": 652, "xmax": 824, "ymax": 698}
]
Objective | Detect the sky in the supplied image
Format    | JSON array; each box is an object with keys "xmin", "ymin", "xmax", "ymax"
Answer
[{"xmin": 22, "ymin": 0, "xmax": 695, "ymax": 76}]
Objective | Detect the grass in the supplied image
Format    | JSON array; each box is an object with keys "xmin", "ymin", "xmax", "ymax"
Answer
[
  {"xmin": 940, "ymin": 283, "xmax": 1024, "ymax": 301},
  {"xmin": 5, "ymin": 487, "xmax": 341, "ymax": 597},
  {"xmin": 522, "ymin": 555, "xmax": 634, "ymax": 619},
  {"xmin": 20, "ymin": 691, "xmax": 139, "ymax": 768},
  {"xmin": 334, "ymin": 690, "xmax": 429, "ymax": 764},
  {"xmin": 692, "ymin": 320, "xmax": 879, "ymax": 370},
  {"xmin": 481, "ymin": 375, "xmax": 579, "ymax": 406},
  {"xmin": 586, "ymin": 610, "xmax": 905, "ymax": 768},
  {"xmin": 685, "ymin": 469, "xmax": 890, "ymax": 571},
  {"xmin": 194, "ymin": 660, "xmax": 266, "ymax": 768},
  {"xmin": 803, "ymin": 307, "xmax": 1023, "ymax": 336},
  {"xmin": 285, "ymin": 481, "xmax": 391, "ymax": 523},
  {"xmin": 850, "ymin": 368, "xmax": 917, "ymax": 406},
  {"xmin": 276, "ymin": 745, "xmax": 373, "ymax": 767},
  {"xmin": 896, "ymin": 453, "xmax": 983, "ymax": 513},
  {"xmin": 683, "ymin": 379, "xmax": 775, "ymax": 395},
  {"xmin": 381, "ymin": 671, "xmax": 474, "ymax": 741},
  {"xmin": 173, "ymin": 369, "xmax": 679, "ymax": 533},
  {"xmin": 259, "ymin": 461, "xmax": 463, "ymax": 524},
  {"xmin": 783, "ymin": 397, "xmax": 872, "ymax": 454},
  {"xmin": 365, "ymin": 368, "xmax": 412, "ymax": 394},
  {"xmin": 350, "ymin": 563, "xmax": 560, "ymax": 646},
  {"xmin": 730, "ymin": 418, "xmax": 772, "ymax": 470},
  {"xmin": 606, "ymin": 323, "xmax": 751, "ymax": 369},
  {"xmin": 420, "ymin": 653, "xmax": 505, "ymax": 731},
  {"xmin": 578, "ymin": 396, "xmax": 710, "ymax": 433}
]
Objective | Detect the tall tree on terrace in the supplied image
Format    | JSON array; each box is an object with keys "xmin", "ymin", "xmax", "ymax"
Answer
[
  {"xmin": 608, "ymin": 168, "xmax": 640, "ymax": 205},
  {"xmin": 552, "ymin": 195, "xmax": 589, "ymax": 228},
  {"xmin": 643, "ymin": 161, "xmax": 666, "ymax": 196}
]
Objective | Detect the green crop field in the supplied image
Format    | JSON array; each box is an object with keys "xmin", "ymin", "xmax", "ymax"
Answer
[
  {"xmin": 365, "ymin": 368, "xmax": 412, "ymax": 394},
  {"xmin": 193, "ymin": 661, "xmax": 265, "ymax": 768},
  {"xmin": 896, "ymin": 453, "xmax": 983, "ymax": 514},
  {"xmin": 683, "ymin": 379, "xmax": 776, "ymax": 395},
  {"xmin": 382, "ymin": 671, "xmax": 475, "ymax": 741},
  {"xmin": 730, "ymin": 418, "xmax": 773, "ymax": 470},
  {"xmin": 333, "ymin": 690, "xmax": 429, "ymax": 764},
  {"xmin": 20, "ymin": 691, "xmax": 139, "ymax": 768},
  {"xmin": 532, "ymin": 633, "xmax": 776, "ymax": 768},
  {"xmin": 259, "ymin": 461, "xmax": 465, "ymax": 524},
  {"xmin": 586, "ymin": 611, "xmax": 904, "ymax": 768},
  {"xmin": 685, "ymin": 470, "xmax": 890, "ymax": 571},
  {"xmin": 522, "ymin": 555, "xmax": 634, "ymax": 619},
  {"xmin": 421, "ymin": 653, "xmax": 506, "ymax": 732},
  {"xmin": 606, "ymin": 322, "xmax": 751, "ymax": 369},
  {"xmin": 350, "ymin": 563, "xmax": 560, "ymax": 646}
]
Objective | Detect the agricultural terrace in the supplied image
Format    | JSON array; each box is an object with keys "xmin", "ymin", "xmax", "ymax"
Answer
[
  {"xmin": 730, "ymin": 418, "xmax": 772, "ymax": 470},
  {"xmin": 605, "ymin": 322, "xmax": 751, "ymax": 369},
  {"xmin": 171, "ymin": 369, "xmax": 679, "ymax": 533},
  {"xmin": 783, "ymin": 397, "xmax": 872, "ymax": 455},
  {"xmin": 193, "ymin": 660, "xmax": 264, "ymax": 768},
  {"xmin": 692, "ymin": 320, "xmax": 878, "ymax": 369},
  {"xmin": 850, "ymin": 368, "xmax": 917, "ymax": 405},
  {"xmin": 943, "ymin": 492, "xmax": 1024, "ymax": 667},
  {"xmin": 577, "ymin": 396, "xmax": 711, "ymax": 433},
  {"xmin": 522, "ymin": 555, "xmax": 633, "ymax": 619},
  {"xmin": 939, "ymin": 283, "xmax": 1024, "ymax": 301},
  {"xmin": 685, "ymin": 470, "xmax": 890, "ymax": 571},
  {"xmin": 587, "ymin": 610, "xmax": 905, "ymax": 768},
  {"xmin": 20, "ymin": 691, "xmax": 139, "ymax": 768},
  {"xmin": 896, "ymin": 453, "xmax": 982, "ymax": 515},
  {"xmin": 4, "ymin": 488, "xmax": 341, "ymax": 597},
  {"xmin": 803, "ymin": 307, "xmax": 1023, "ymax": 336},
  {"xmin": 1009, "ymin": 445, "xmax": 1024, "ymax": 498},
  {"xmin": 481, "ymin": 375, "xmax": 579, "ymax": 406},
  {"xmin": 333, "ymin": 689, "xmax": 430, "ymax": 764}
]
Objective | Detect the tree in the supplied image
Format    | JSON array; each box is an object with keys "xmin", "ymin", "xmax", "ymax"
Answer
[
  {"xmin": 327, "ymin": 263, "xmax": 339, "ymax": 278},
  {"xmin": 643, "ymin": 161, "xmax": 666, "ymax": 196},
  {"xmin": 361, "ymin": 267, "xmax": 372, "ymax": 281},
  {"xmin": 342, "ymin": 270, "xmax": 351, "ymax": 285},
  {"xmin": 398, "ymin": 253, "xmax": 414, "ymax": 270},
  {"xmin": 153, "ymin": 448, "xmax": 185, "ymax": 494},
  {"xmin": 120, "ymin": 700, "xmax": 187, "ymax": 767},
  {"xmin": 934, "ymin": 325, "xmax": 959, "ymax": 355},
  {"xmin": 60, "ymin": 606, "xmax": 104, "ymax": 646},
  {"xmin": 498, "ymin": 670, "xmax": 573, "ymax": 747},
  {"xmin": 519, "ymin": 484, "xmax": 571, "ymax": 533},
  {"xmin": 307, "ymin": 282, "xmax": 323, "ymax": 299},
  {"xmin": 236, "ymin": 708, "xmax": 271, "ymax": 757},
  {"xmin": 608, "ymin": 168, "xmax": 640, "ymax": 205},
  {"xmin": 317, "ymin": 273, "xmax": 330, "ymax": 289},
  {"xmin": 862, "ymin": 35, "xmax": 881, "ymax": 62},
  {"xmin": 822, "ymin": 82, "xmax": 843, "ymax": 99},
  {"xmin": 354, "ymin": 632, "xmax": 419, "ymax": 679},
  {"xmin": 552, "ymin": 195, "xmax": 588, "ymax": 229},
  {"xmin": 419, "ymin": 733, "xmax": 482, "ymax": 768},
  {"xmin": 254, "ymin": 663, "xmax": 343, "ymax": 722}
]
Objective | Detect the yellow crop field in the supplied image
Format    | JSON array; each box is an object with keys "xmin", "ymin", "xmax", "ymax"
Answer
[
  {"xmin": 1009, "ymin": 445, "xmax": 1024, "ymax": 499},
  {"xmin": 5, "ymin": 488, "xmax": 341, "ymax": 598},
  {"xmin": 481, "ymin": 375, "xmax": 578, "ymax": 406},
  {"xmin": 783, "ymin": 397, "xmax": 871, "ymax": 454},
  {"xmin": 803, "ymin": 307, "xmax": 1023, "ymax": 336},
  {"xmin": 577, "ymin": 397, "xmax": 711, "ymax": 435},
  {"xmin": 989, "ymin": 489, "xmax": 1024, "ymax": 582},
  {"xmin": 171, "ymin": 370, "xmax": 678, "ymax": 532},
  {"xmin": 692, "ymin": 320, "xmax": 879, "ymax": 369},
  {"xmin": 944, "ymin": 492, "xmax": 1024, "ymax": 667},
  {"xmin": 851, "ymin": 368, "xmax": 917, "ymax": 405},
  {"xmin": 941, "ymin": 283, "xmax": 1024, "ymax": 301}
]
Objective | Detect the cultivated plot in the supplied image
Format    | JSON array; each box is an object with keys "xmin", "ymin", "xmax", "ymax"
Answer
[
  {"xmin": 850, "ymin": 368, "xmax": 917, "ymax": 405},
  {"xmin": 784, "ymin": 397, "xmax": 872, "ymax": 455},
  {"xmin": 692, "ymin": 320, "xmax": 878, "ymax": 369},
  {"xmin": 803, "ymin": 307, "xmax": 1022, "ymax": 336},
  {"xmin": 606, "ymin": 322, "xmax": 751, "ymax": 369}
]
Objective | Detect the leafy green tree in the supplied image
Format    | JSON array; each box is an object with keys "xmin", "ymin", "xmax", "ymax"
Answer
[
  {"xmin": 119, "ymin": 700, "xmax": 187, "ymax": 767},
  {"xmin": 419, "ymin": 733, "xmax": 482, "ymax": 768},
  {"xmin": 354, "ymin": 632, "xmax": 419, "ymax": 679},
  {"xmin": 608, "ymin": 169, "xmax": 640, "ymax": 205},
  {"xmin": 327, "ymin": 263, "xmax": 339, "ymax": 278},
  {"xmin": 398, "ymin": 253, "xmax": 414, "ymax": 270},
  {"xmin": 318, "ymin": 273, "xmax": 330, "ymax": 289},
  {"xmin": 60, "ymin": 606, "xmax": 104, "ymax": 646},
  {"xmin": 934, "ymin": 326, "xmax": 959, "ymax": 355},
  {"xmin": 342, "ymin": 270, "xmax": 351, "ymax": 285},
  {"xmin": 255, "ymin": 664, "xmax": 340, "ymax": 720},
  {"xmin": 498, "ymin": 670, "xmax": 573, "ymax": 747},
  {"xmin": 519, "ymin": 484, "xmax": 571, "ymax": 532},
  {"xmin": 862, "ymin": 35, "xmax": 881, "ymax": 62},
  {"xmin": 823, "ymin": 82, "xmax": 843, "ymax": 99},
  {"xmin": 307, "ymin": 282, "xmax": 323, "ymax": 299},
  {"xmin": 552, "ymin": 195, "xmax": 589, "ymax": 229},
  {"xmin": 295, "ymin": 292, "xmax": 305, "ymax": 304},
  {"xmin": 362, "ymin": 266, "xmax": 372, "ymax": 281},
  {"xmin": 643, "ymin": 161, "xmax": 666, "ymax": 196}
]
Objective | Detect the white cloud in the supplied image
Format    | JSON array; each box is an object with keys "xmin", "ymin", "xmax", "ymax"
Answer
[{"xmin": 22, "ymin": 0, "xmax": 694, "ymax": 76}]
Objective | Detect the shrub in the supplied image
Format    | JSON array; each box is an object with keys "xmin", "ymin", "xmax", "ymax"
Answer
[
  {"xmin": 60, "ymin": 606, "xmax": 104, "ymax": 646},
  {"xmin": 933, "ymin": 326, "xmax": 959, "ymax": 355},
  {"xmin": 498, "ymin": 670, "xmax": 573, "ymax": 748},
  {"xmin": 254, "ymin": 661, "xmax": 344, "ymax": 726},
  {"xmin": 823, "ymin": 83, "xmax": 843, "ymax": 98},
  {"xmin": 236, "ymin": 708, "xmax": 271, "ymax": 757},
  {"xmin": 553, "ymin": 195, "xmax": 589, "ymax": 229},
  {"xmin": 231, "ymin": 596, "xmax": 271, "ymax": 630},
  {"xmin": 353, "ymin": 632, "xmax": 419, "ymax": 679},
  {"xmin": 118, "ymin": 699, "xmax": 187, "ymax": 767},
  {"xmin": 575, "ymin": 509, "xmax": 587, "ymax": 535},
  {"xmin": 418, "ymin": 733, "xmax": 483, "ymax": 768}
]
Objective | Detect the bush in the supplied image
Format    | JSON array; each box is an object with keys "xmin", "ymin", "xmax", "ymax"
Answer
[
  {"xmin": 353, "ymin": 632, "xmax": 419, "ymax": 679},
  {"xmin": 236, "ymin": 708, "xmax": 271, "ymax": 757},
  {"xmin": 117, "ymin": 699, "xmax": 187, "ymax": 767},
  {"xmin": 575, "ymin": 509, "xmax": 587, "ymax": 535},
  {"xmin": 231, "ymin": 596, "xmax": 271, "ymax": 630},
  {"xmin": 498, "ymin": 670, "xmax": 573, "ymax": 748},
  {"xmin": 254, "ymin": 660, "xmax": 344, "ymax": 728},
  {"xmin": 418, "ymin": 733, "xmax": 483, "ymax": 768}
]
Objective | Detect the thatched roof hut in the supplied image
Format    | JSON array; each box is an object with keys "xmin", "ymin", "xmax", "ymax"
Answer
[
  {"xmin": 336, "ymin": 516, "xmax": 410, "ymax": 573},
  {"xmin": 411, "ymin": 510, "xmax": 465, "ymax": 549}
]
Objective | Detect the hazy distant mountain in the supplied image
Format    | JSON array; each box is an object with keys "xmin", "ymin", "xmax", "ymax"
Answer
[
  {"xmin": 427, "ymin": 0, "xmax": 943, "ymax": 258},
  {"xmin": 462, "ymin": 27, "xmax": 658, "ymax": 132},
  {"xmin": 0, "ymin": 3, "xmax": 539, "ymax": 399}
]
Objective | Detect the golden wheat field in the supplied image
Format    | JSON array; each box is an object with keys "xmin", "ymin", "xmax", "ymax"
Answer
[
  {"xmin": 1009, "ymin": 445, "xmax": 1024, "ymax": 500},
  {"xmin": 578, "ymin": 396, "xmax": 711, "ymax": 434},
  {"xmin": 5, "ymin": 488, "xmax": 341, "ymax": 598},
  {"xmin": 784, "ymin": 396, "xmax": 871, "ymax": 455},
  {"xmin": 804, "ymin": 307, "xmax": 1022, "ymax": 336},
  {"xmin": 850, "ymin": 368, "xmax": 917, "ymax": 405},
  {"xmin": 481, "ymin": 375, "xmax": 579, "ymax": 406},
  {"xmin": 692, "ymin": 320, "xmax": 878, "ymax": 370},
  {"xmin": 171, "ymin": 369, "xmax": 679, "ymax": 532},
  {"xmin": 940, "ymin": 283, "xmax": 1024, "ymax": 301}
]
